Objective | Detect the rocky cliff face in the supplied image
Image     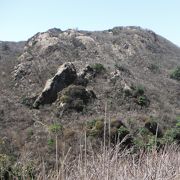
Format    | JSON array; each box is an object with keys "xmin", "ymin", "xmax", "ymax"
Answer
[
  {"xmin": 0, "ymin": 26, "xmax": 180, "ymax": 166},
  {"xmin": 12, "ymin": 26, "xmax": 180, "ymax": 118},
  {"xmin": 13, "ymin": 27, "xmax": 180, "ymax": 85}
]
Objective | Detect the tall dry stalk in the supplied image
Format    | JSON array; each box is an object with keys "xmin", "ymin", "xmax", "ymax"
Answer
[{"xmin": 36, "ymin": 143, "xmax": 180, "ymax": 180}]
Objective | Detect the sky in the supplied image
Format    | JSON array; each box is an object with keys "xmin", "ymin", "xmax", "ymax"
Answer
[{"xmin": 0, "ymin": 0, "xmax": 180, "ymax": 46}]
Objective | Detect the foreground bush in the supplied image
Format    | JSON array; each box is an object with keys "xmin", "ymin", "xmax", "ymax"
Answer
[
  {"xmin": 170, "ymin": 66, "xmax": 180, "ymax": 81},
  {"xmin": 0, "ymin": 136, "xmax": 180, "ymax": 179},
  {"xmin": 2, "ymin": 144, "xmax": 178, "ymax": 179},
  {"xmin": 57, "ymin": 85, "xmax": 95, "ymax": 112}
]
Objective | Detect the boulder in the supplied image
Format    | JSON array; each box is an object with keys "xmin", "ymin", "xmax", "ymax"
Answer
[
  {"xmin": 33, "ymin": 62, "xmax": 77, "ymax": 108},
  {"xmin": 78, "ymin": 65, "xmax": 94, "ymax": 79},
  {"xmin": 75, "ymin": 65, "xmax": 96, "ymax": 86}
]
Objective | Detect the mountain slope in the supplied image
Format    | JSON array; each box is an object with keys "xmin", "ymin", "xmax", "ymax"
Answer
[{"xmin": 0, "ymin": 26, "xmax": 180, "ymax": 170}]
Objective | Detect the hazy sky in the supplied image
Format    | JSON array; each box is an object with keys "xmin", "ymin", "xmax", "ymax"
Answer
[{"xmin": 0, "ymin": 0, "xmax": 180, "ymax": 46}]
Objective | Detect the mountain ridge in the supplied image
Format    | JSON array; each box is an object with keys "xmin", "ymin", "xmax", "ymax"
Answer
[{"xmin": 0, "ymin": 26, "xmax": 180, "ymax": 173}]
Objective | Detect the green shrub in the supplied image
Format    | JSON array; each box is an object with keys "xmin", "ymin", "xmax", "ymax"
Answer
[
  {"xmin": 86, "ymin": 118, "xmax": 131, "ymax": 145},
  {"xmin": 58, "ymin": 85, "xmax": 94, "ymax": 112},
  {"xmin": 133, "ymin": 127, "xmax": 160, "ymax": 150},
  {"xmin": 158, "ymin": 117, "xmax": 180, "ymax": 145},
  {"xmin": 12, "ymin": 161, "xmax": 35, "ymax": 179},
  {"xmin": 137, "ymin": 95, "xmax": 150, "ymax": 107},
  {"xmin": 0, "ymin": 154, "xmax": 10, "ymax": 174},
  {"xmin": 131, "ymin": 85, "xmax": 150, "ymax": 107},
  {"xmin": 26, "ymin": 128, "xmax": 34, "ymax": 138},
  {"xmin": 175, "ymin": 116, "xmax": 180, "ymax": 127},
  {"xmin": 133, "ymin": 85, "xmax": 145, "ymax": 97},
  {"xmin": 86, "ymin": 119, "xmax": 104, "ymax": 137},
  {"xmin": 133, "ymin": 136, "xmax": 158, "ymax": 151},
  {"xmin": 48, "ymin": 123, "xmax": 63, "ymax": 134},
  {"xmin": 91, "ymin": 63, "xmax": 105, "ymax": 73},
  {"xmin": 137, "ymin": 127, "xmax": 152, "ymax": 136},
  {"xmin": 95, "ymin": 119, "xmax": 104, "ymax": 130},
  {"xmin": 61, "ymin": 85, "xmax": 90, "ymax": 104},
  {"xmin": 117, "ymin": 126, "xmax": 129, "ymax": 137},
  {"xmin": 47, "ymin": 138, "xmax": 55, "ymax": 146},
  {"xmin": 170, "ymin": 66, "xmax": 180, "ymax": 81},
  {"xmin": 86, "ymin": 119, "xmax": 97, "ymax": 129},
  {"xmin": 0, "ymin": 154, "xmax": 35, "ymax": 179}
]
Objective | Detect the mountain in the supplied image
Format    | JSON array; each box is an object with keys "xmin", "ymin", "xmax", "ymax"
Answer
[{"xmin": 0, "ymin": 26, "xmax": 180, "ymax": 175}]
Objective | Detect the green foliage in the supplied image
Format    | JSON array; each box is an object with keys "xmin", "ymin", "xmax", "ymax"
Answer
[
  {"xmin": 91, "ymin": 63, "xmax": 105, "ymax": 73},
  {"xmin": 47, "ymin": 138, "xmax": 55, "ymax": 146},
  {"xmin": 127, "ymin": 118, "xmax": 134, "ymax": 129},
  {"xmin": 131, "ymin": 85, "xmax": 150, "ymax": 107},
  {"xmin": 137, "ymin": 95, "xmax": 149, "ymax": 107},
  {"xmin": 12, "ymin": 161, "xmax": 35, "ymax": 179},
  {"xmin": 86, "ymin": 118, "xmax": 131, "ymax": 144},
  {"xmin": 162, "ymin": 129, "xmax": 176, "ymax": 144},
  {"xmin": 0, "ymin": 154, "xmax": 35, "ymax": 180},
  {"xmin": 88, "ymin": 129, "xmax": 100, "ymax": 137},
  {"xmin": 117, "ymin": 126, "xmax": 129, "ymax": 137},
  {"xmin": 133, "ymin": 136, "xmax": 158, "ymax": 150},
  {"xmin": 175, "ymin": 116, "xmax": 180, "ymax": 128},
  {"xmin": 133, "ymin": 127, "xmax": 159, "ymax": 150},
  {"xmin": 138, "ymin": 127, "xmax": 152, "ymax": 136},
  {"xmin": 95, "ymin": 119, "xmax": 104, "ymax": 130},
  {"xmin": 162, "ymin": 117, "xmax": 180, "ymax": 144},
  {"xmin": 170, "ymin": 66, "xmax": 180, "ymax": 81},
  {"xmin": 48, "ymin": 123, "xmax": 63, "ymax": 134},
  {"xmin": 154, "ymin": 116, "xmax": 180, "ymax": 145},
  {"xmin": 60, "ymin": 85, "xmax": 90, "ymax": 103},
  {"xmin": 132, "ymin": 116, "xmax": 180, "ymax": 149},
  {"xmin": 133, "ymin": 85, "xmax": 145, "ymax": 97},
  {"xmin": 58, "ymin": 85, "xmax": 92, "ymax": 112},
  {"xmin": 26, "ymin": 128, "xmax": 34, "ymax": 138},
  {"xmin": 86, "ymin": 119, "xmax": 104, "ymax": 137},
  {"xmin": 0, "ymin": 154, "xmax": 10, "ymax": 178},
  {"xmin": 86, "ymin": 119, "xmax": 97, "ymax": 129}
]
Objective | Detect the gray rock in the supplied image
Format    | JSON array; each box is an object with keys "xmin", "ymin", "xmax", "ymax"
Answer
[
  {"xmin": 33, "ymin": 62, "xmax": 77, "ymax": 108},
  {"xmin": 78, "ymin": 65, "xmax": 94, "ymax": 79}
]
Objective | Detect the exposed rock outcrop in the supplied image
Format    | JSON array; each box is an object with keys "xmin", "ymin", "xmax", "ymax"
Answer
[
  {"xmin": 33, "ymin": 62, "xmax": 77, "ymax": 108},
  {"xmin": 78, "ymin": 65, "xmax": 94, "ymax": 79}
]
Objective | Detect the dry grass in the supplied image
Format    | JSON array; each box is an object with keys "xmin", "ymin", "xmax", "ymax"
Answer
[{"xmin": 35, "ymin": 144, "xmax": 180, "ymax": 180}]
